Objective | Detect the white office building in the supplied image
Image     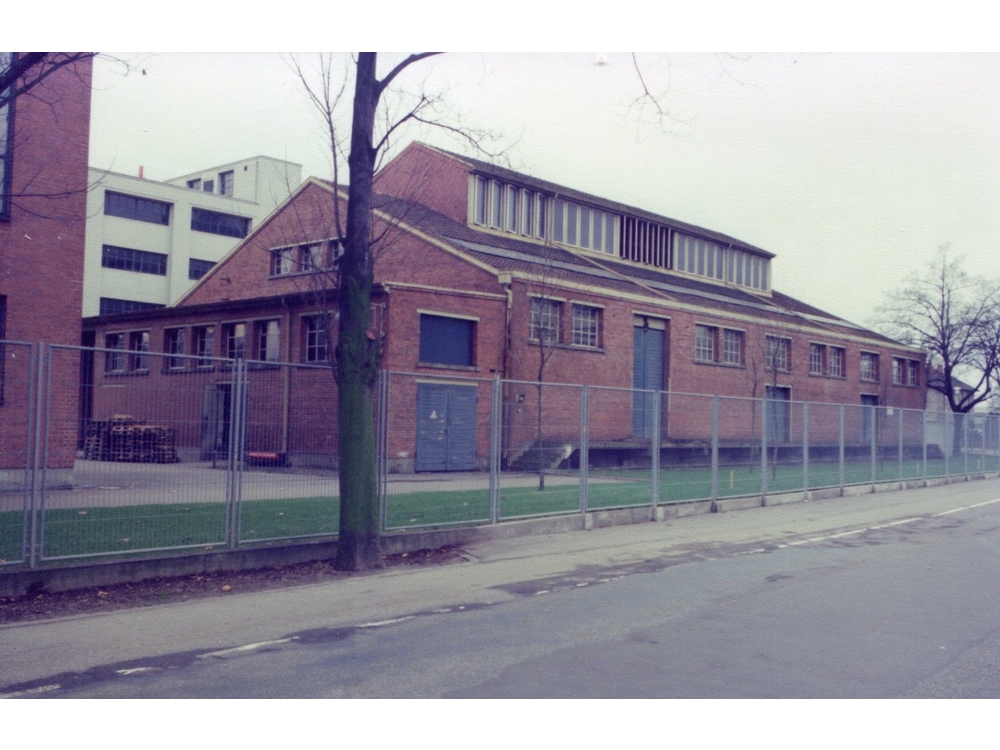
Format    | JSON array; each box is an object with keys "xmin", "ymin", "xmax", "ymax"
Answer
[{"xmin": 83, "ymin": 156, "xmax": 302, "ymax": 317}]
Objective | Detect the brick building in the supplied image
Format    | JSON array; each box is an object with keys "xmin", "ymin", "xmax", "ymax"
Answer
[
  {"xmin": 1, "ymin": 53, "xmax": 93, "ymax": 486},
  {"xmin": 82, "ymin": 141, "xmax": 925, "ymax": 472}
]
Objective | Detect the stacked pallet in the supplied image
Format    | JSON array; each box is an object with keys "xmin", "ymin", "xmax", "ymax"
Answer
[{"xmin": 83, "ymin": 416, "xmax": 179, "ymax": 463}]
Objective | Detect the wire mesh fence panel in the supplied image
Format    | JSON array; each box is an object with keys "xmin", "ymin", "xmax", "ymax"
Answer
[
  {"xmin": 39, "ymin": 346, "xmax": 232, "ymax": 561},
  {"xmin": 899, "ymin": 407, "xmax": 928, "ymax": 481},
  {"xmin": 714, "ymin": 395, "xmax": 765, "ymax": 498},
  {"xmin": 237, "ymin": 360, "xmax": 340, "ymax": 544},
  {"xmin": 586, "ymin": 385, "xmax": 654, "ymax": 509},
  {"xmin": 659, "ymin": 392, "xmax": 715, "ymax": 502},
  {"xmin": 804, "ymin": 401, "xmax": 844, "ymax": 490},
  {"xmin": 762, "ymin": 397, "xmax": 806, "ymax": 495},
  {"xmin": 499, "ymin": 380, "xmax": 581, "ymax": 519},
  {"xmin": 382, "ymin": 372, "xmax": 492, "ymax": 530},
  {"xmin": 983, "ymin": 414, "xmax": 1000, "ymax": 474},
  {"xmin": 925, "ymin": 410, "xmax": 949, "ymax": 478},
  {"xmin": 841, "ymin": 402, "xmax": 878, "ymax": 486},
  {"xmin": 0, "ymin": 341, "xmax": 35, "ymax": 566}
]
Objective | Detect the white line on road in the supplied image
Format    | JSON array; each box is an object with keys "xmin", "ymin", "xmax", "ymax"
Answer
[
  {"xmin": 933, "ymin": 498, "xmax": 1000, "ymax": 517},
  {"xmin": 0, "ymin": 684, "xmax": 61, "ymax": 699},
  {"xmin": 198, "ymin": 637, "xmax": 298, "ymax": 658},
  {"xmin": 357, "ymin": 616, "xmax": 416, "ymax": 628}
]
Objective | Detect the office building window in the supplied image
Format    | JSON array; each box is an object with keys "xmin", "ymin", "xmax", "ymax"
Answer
[
  {"xmin": 101, "ymin": 245, "xmax": 167, "ymax": 275},
  {"xmin": 191, "ymin": 207, "xmax": 249, "ymax": 238},
  {"xmin": 188, "ymin": 258, "xmax": 215, "ymax": 280},
  {"xmin": 104, "ymin": 191, "xmax": 171, "ymax": 225},
  {"xmin": 219, "ymin": 170, "xmax": 234, "ymax": 196}
]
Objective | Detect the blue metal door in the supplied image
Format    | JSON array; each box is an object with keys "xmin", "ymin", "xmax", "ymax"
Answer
[
  {"xmin": 416, "ymin": 382, "xmax": 477, "ymax": 472},
  {"xmin": 633, "ymin": 325, "xmax": 665, "ymax": 437}
]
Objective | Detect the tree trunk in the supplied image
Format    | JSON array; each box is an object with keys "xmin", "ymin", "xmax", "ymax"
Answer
[{"xmin": 335, "ymin": 53, "xmax": 383, "ymax": 571}]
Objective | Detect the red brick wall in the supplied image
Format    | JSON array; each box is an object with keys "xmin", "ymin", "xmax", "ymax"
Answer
[{"xmin": 1, "ymin": 54, "xmax": 92, "ymax": 470}]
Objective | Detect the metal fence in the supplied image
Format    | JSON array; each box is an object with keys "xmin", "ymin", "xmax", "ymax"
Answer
[{"xmin": 2, "ymin": 342, "xmax": 999, "ymax": 568}]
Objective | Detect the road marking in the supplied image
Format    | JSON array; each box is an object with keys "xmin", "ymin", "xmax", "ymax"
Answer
[
  {"xmin": 115, "ymin": 667, "xmax": 162, "ymax": 676},
  {"xmin": 198, "ymin": 637, "xmax": 298, "ymax": 658},
  {"xmin": 933, "ymin": 498, "xmax": 1000, "ymax": 517},
  {"xmin": 357, "ymin": 616, "xmax": 415, "ymax": 628},
  {"xmin": 776, "ymin": 501, "xmax": 1000, "ymax": 550},
  {"xmin": 0, "ymin": 684, "xmax": 60, "ymax": 699}
]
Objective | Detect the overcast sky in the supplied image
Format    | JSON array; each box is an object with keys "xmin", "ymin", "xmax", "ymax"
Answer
[{"xmin": 87, "ymin": 50, "xmax": 1000, "ymax": 329}]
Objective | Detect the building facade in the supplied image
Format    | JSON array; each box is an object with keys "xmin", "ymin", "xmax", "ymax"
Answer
[
  {"xmin": 83, "ymin": 156, "xmax": 302, "ymax": 317},
  {"xmin": 83, "ymin": 142, "xmax": 927, "ymax": 472},
  {"xmin": 1, "ymin": 53, "xmax": 93, "ymax": 485}
]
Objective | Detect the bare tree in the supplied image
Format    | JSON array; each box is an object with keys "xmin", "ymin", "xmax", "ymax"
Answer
[
  {"xmin": 877, "ymin": 246, "xmax": 1000, "ymax": 413},
  {"xmin": 290, "ymin": 52, "xmax": 703, "ymax": 570}
]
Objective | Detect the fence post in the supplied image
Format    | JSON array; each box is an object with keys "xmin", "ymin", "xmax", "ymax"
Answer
[
  {"xmin": 838, "ymin": 404, "xmax": 845, "ymax": 491},
  {"xmin": 898, "ymin": 407, "xmax": 904, "ymax": 481},
  {"xmin": 489, "ymin": 375, "xmax": 501, "ymax": 524},
  {"xmin": 580, "ymin": 385, "xmax": 590, "ymax": 514},
  {"xmin": 964, "ymin": 413, "xmax": 970, "ymax": 477},
  {"xmin": 802, "ymin": 401, "xmax": 809, "ymax": 493},
  {"xmin": 28, "ymin": 343, "xmax": 43, "ymax": 568},
  {"xmin": 226, "ymin": 358, "xmax": 247, "ymax": 549},
  {"xmin": 650, "ymin": 390, "xmax": 660, "ymax": 508},
  {"xmin": 922, "ymin": 409, "xmax": 928, "ymax": 482},
  {"xmin": 377, "ymin": 370, "xmax": 390, "ymax": 533},
  {"xmin": 760, "ymin": 396, "xmax": 768, "ymax": 497},
  {"xmin": 711, "ymin": 396, "xmax": 719, "ymax": 501},
  {"xmin": 944, "ymin": 410, "xmax": 950, "ymax": 478},
  {"xmin": 870, "ymin": 406, "xmax": 877, "ymax": 488}
]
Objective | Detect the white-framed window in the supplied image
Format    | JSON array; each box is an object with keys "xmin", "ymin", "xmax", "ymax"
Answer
[
  {"xmin": 893, "ymin": 357, "xmax": 920, "ymax": 386},
  {"xmin": 104, "ymin": 332, "xmax": 126, "ymax": 373},
  {"xmin": 255, "ymin": 319, "xmax": 280, "ymax": 362},
  {"xmin": 223, "ymin": 322, "xmax": 246, "ymax": 360},
  {"xmin": 829, "ymin": 347, "xmax": 845, "ymax": 377},
  {"xmin": 165, "ymin": 328, "xmax": 186, "ymax": 370},
  {"xmin": 722, "ymin": 329, "xmax": 744, "ymax": 365},
  {"xmin": 504, "ymin": 184, "xmax": 518, "ymax": 232},
  {"xmin": 193, "ymin": 325, "xmax": 215, "ymax": 366},
  {"xmin": 809, "ymin": 343, "xmax": 825, "ymax": 375},
  {"xmin": 860, "ymin": 352, "xmax": 879, "ymax": 382},
  {"xmin": 304, "ymin": 315, "xmax": 330, "ymax": 363},
  {"xmin": 695, "ymin": 324, "xmax": 716, "ymax": 363},
  {"xmin": 571, "ymin": 305, "xmax": 601, "ymax": 348},
  {"xmin": 128, "ymin": 331, "xmax": 150, "ymax": 372},
  {"xmin": 766, "ymin": 336, "xmax": 791, "ymax": 372},
  {"xmin": 300, "ymin": 243, "xmax": 322, "ymax": 270},
  {"xmin": 270, "ymin": 247, "xmax": 293, "ymax": 276},
  {"xmin": 530, "ymin": 298, "xmax": 561, "ymax": 345}
]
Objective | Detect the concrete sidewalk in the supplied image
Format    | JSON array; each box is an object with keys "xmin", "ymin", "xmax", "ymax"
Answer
[{"xmin": 3, "ymin": 477, "xmax": 998, "ymax": 694}]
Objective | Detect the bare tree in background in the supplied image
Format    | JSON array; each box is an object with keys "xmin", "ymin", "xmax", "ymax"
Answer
[{"xmin": 876, "ymin": 246, "xmax": 1000, "ymax": 455}]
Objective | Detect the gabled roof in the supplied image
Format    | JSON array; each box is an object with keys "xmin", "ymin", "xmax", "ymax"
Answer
[{"xmin": 416, "ymin": 143, "xmax": 773, "ymax": 258}]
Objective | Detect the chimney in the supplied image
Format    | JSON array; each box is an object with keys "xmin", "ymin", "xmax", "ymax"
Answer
[{"xmin": 139, "ymin": 166, "xmax": 144, "ymax": 179}]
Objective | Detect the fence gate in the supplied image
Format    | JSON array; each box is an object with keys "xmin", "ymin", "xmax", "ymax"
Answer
[{"xmin": 415, "ymin": 382, "xmax": 477, "ymax": 472}]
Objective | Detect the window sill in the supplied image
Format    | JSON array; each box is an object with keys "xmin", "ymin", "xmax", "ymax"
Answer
[
  {"xmin": 417, "ymin": 362, "xmax": 478, "ymax": 372},
  {"xmin": 694, "ymin": 360, "xmax": 744, "ymax": 369},
  {"xmin": 103, "ymin": 369, "xmax": 150, "ymax": 378},
  {"xmin": 528, "ymin": 341, "xmax": 604, "ymax": 354}
]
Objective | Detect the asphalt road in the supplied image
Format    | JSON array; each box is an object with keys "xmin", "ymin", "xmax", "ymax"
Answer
[{"xmin": 3, "ymin": 479, "xmax": 1000, "ymax": 698}]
